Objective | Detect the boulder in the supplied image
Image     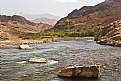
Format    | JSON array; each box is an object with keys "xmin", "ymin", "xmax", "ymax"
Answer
[
  {"xmin": 57, "ymin": 65, "xmax": 101, "ymax": 78},
  {"xmin": 19, "ymin": 45, "xmax": 33, "ymax": 50},
  {"xmin": 28, "ymin": 57, "xmax": 48, "ymax": 63}
]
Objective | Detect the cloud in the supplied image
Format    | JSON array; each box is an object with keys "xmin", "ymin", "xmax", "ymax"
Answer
[{"xmin": 54, "ymin": 0, "xmax": 78, "ymax": 3}]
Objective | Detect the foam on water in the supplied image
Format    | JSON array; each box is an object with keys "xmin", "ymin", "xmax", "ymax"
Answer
[
  {"xmin": 48, "ymin": 60, "xmax": 58, "ymax": 65},
  {"xmin": 16, "ymin": 61, "xmax": 27, "ymax": 64},
  {"xmin": 16, "ymin": 60, "xmax": 58, "ymax": 65}
]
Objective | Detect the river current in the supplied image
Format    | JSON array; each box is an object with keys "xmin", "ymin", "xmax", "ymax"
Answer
[{"xmin": 0, "ymin": 38, "xmax": 121, "ymax": 81}]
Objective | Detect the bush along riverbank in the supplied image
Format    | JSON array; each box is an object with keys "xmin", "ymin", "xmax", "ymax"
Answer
[{"xmin": 38, "ymin": 29, "xmax": 100, "ymax": 37}]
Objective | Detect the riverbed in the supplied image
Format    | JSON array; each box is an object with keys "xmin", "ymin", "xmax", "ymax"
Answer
[{"xmin": 0, "ymin": 38, "xmax": 121, "ymax": 81}]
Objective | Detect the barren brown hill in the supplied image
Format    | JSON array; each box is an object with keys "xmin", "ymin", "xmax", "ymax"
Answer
[
  {"xmin": 54, "ymin": 0, "xmax": 121, "ymax": 30},
  {"xmin": 0, "ymin": 15, "xmax": 53, "ymax": 42},
  {"xmin": 97, "ymin": 20, "xmax": 121, "ymax": 47}
]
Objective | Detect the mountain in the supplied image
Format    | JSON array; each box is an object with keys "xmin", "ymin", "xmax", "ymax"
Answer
[
  {"xmin": 54, "ymin": 0, "xmax": 121, "ymax": 30},
  {"xmin": 20, "ymin": 13, "xmax": 60, "ymax": 20},
  {"xmin": 0, "ymin": 15, "xmax": 53, "ymax": 41},
  {"xmin": 96, "ymin": 20, "xmax": 121, "ymax": 47},
  {"xmin": 32, "ymin": 17, "xmax": 57, "ymax": 25}
]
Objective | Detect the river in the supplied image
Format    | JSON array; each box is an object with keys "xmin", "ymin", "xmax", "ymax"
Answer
[{"xmin": 0, "ymin": 38, "xmax": 121, "ymax": 81}]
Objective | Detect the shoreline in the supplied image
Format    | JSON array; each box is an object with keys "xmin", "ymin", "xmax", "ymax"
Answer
[
  {"xmin": 0, "ymin": 38, "xmax": 58, "ymax": 48},
  {"xmin": 2, "ymin": 37, "xmax": 120, "ymax": 48},
  {"xmin": 0, "ymin": 37, "xmax": 94, "ymax": 48},
  {"xmin": 0, "ymin": 37, "xmax": 94, "ymax": 45}
]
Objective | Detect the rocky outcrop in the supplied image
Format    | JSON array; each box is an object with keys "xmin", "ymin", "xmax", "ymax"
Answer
[
  {"xmin": 96, "ymin": 20, "xmax": 121, "ymax": 47},
  {"xmin": 57, "ymin": 65, "xmax": 101, "ymax": 78},
  {"xmin": 54, "ymin": 0, "xmax": 121, "ymax": 30}
]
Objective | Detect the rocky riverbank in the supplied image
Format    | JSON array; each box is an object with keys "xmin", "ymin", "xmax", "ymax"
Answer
[{"xmin": 96, "ymin": 20, "xmax": 121, "ymax": 47}]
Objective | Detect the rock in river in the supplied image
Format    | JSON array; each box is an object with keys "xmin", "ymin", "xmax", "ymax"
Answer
[
  {"xmin": 57, "ymin": 65, "xmax": 101, "ymax": 78},
  {"xmin": 28, "ymin": 57, "xmax": 48, "ymax": 63},
  {"xmin": 19, "ymin": 45, "xmax": 33, "ymax": 50}
]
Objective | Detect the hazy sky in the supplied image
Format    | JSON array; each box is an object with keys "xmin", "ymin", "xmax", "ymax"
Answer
[{"xmin": 0, "ymin": 0, "xmax": 105, "ymax": 17}]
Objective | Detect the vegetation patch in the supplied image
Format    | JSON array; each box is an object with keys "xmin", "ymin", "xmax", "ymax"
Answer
[
  {"xmin": 39, "ymin": 30, "xmax": 100, "ymax": 37},
  {"xmin": 18, "ymin": 30, "xmax": 101, "ymax": 39}
]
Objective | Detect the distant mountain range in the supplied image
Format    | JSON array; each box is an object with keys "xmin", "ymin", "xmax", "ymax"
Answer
[
  {"xmin": 20, "ymin": 13, "xmax": 60, "ymax": 25},
  {"xmin": 32, "ymin": 17, "xmax": 57, "ymax": 25},
  {"xmin": 20, "ymin": 13, "xmax": 60, "ymax": 20}
]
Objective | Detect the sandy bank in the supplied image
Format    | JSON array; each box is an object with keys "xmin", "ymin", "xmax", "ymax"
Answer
[{"xmin": 0, "ymin": 38, "xmax": 58, "ymax": 47}]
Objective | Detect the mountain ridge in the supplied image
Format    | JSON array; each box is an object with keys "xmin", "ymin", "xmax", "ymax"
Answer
[{"xmin": 54, "ymin": 0, "xmax": 121, "ymax": 30}]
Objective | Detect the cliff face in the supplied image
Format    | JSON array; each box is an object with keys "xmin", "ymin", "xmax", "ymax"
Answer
[
  {"xmin": 0, "ymin": 15, "xmax": 53, "ymax": 41},
  {"xmin": 54, "ymin": 0, "xmax": 121, "ymax": 30},
  {"xmin": 97, "ymin": 20, "xmax": 121, "ymax": 46}
]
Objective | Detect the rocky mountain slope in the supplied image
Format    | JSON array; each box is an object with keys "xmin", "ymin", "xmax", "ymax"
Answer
[
  {"xmin": 54, "ymin": 0, "xmax": 121, "ymax": 30},
  {"xmin": 0, "ymin": 15, "xmax": 53, "ymax": 41},
  {"xmin": 97, "ymin": 20, "xmax": 121, "ymax": 47},
  {"xmin": 32, "ymin": 17, "xmax": 57, "ymax": 25}
]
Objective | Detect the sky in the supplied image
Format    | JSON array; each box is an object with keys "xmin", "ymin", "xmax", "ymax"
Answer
[{"xmin": 0, "ymin": 0, "xmax": 105, "ymax": 17}]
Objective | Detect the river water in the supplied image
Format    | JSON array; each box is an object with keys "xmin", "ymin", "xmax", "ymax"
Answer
[{"xmin": 0, "ymin": 38, "xmax": 121, "ymax": 81}]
